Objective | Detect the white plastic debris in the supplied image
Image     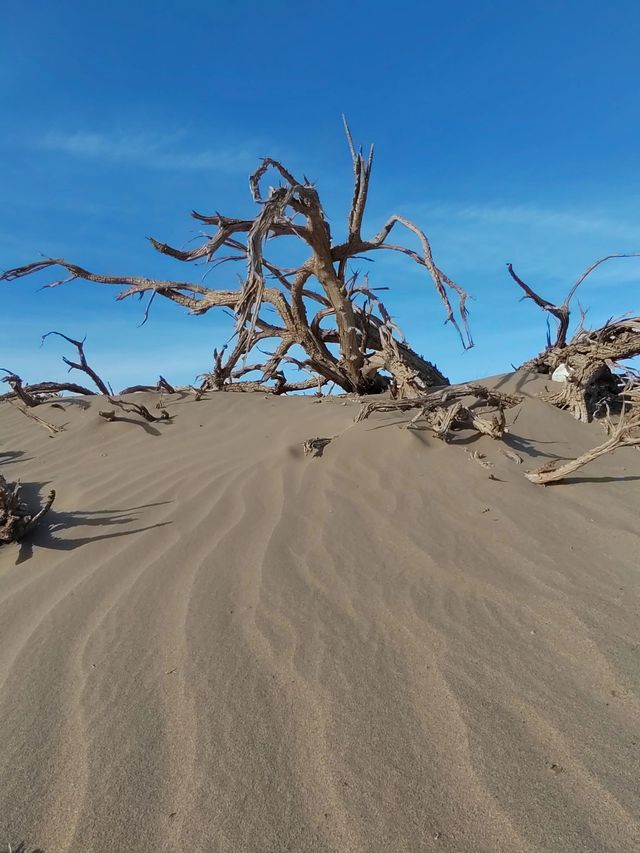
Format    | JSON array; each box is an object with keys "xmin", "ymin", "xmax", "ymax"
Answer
[{"xmin": 551, "ymin": 363, "xmax": 571, "ymax": 383}]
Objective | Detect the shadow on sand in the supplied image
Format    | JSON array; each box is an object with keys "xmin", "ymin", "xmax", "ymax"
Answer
[
  {"xmin": 0, "ymin": 450, "xmax": 29, "ymax": 466},
  {"xmin": 4, "ymin": 481, "xmax": 172, "ymax": 566},
  {"xmin": 550, "ymin": 474, "xmax": 640, "ymax": 485}
]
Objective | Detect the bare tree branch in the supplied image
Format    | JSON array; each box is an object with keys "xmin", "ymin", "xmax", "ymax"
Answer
[
  {"xmin": 41, "ymin": 331, "xmax": 110, "ymax": 395},
  {"xmin": 508, "ymin": 253, "xmax": 640, "ymax": 351}
]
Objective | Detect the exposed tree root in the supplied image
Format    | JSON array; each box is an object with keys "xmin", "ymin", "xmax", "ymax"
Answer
[
  {"xmin": 0, "ymin": 474, "xmax": 56, "ymax": 545},
  {"xmin": 465, "ymin": 449, "xmax": 494, "ymax": 470},
  {"xmin": 356, "ymin": 384, "xmax": 523, "ymax": 441}
]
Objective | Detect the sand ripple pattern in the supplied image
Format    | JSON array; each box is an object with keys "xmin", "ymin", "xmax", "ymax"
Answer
[{"xmin": 1, "ymin": 382, "xmax": 639, "ymax": 852}]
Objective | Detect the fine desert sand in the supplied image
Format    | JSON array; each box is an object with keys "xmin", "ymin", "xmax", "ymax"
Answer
[{"xmin": 1, "ymin": 371, "xmax": 639, "ymax": 852}]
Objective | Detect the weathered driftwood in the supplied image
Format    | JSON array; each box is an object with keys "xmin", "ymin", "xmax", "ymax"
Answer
[
  {"xmin": 508, "ymin": 256, "xmax": 640, "ymax": 422},
  {"xmin": 1, "ymin": 121, "xmax": 469, "ymax": 397},
  {"xmin": 508, "ymin": 254, "xmax": 640, "ymax": 351},
  {"xmin": 0, "ymin": 474, "xmax": 56, "ymax": 545},
  {"xmin": 355, "ymin": 384, "xmax": 523, "ymax": 441}
]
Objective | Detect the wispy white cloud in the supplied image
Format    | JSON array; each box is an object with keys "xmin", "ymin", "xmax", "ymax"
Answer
[
  {"xmin": 384, "ymin": 199, "xmax": 640, "ymax": 288},
  {"xmin": 34, "ymin": 129, "xmax": 258, "ymax": 172},
  {"xmin": 423, "ymin": 201, "xmax": 640, "ymax": 241}
]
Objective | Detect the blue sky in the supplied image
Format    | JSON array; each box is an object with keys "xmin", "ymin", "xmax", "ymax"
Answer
[{"xmin": 2, "ymin": 0, "xmax": 639, "ymax": 389}]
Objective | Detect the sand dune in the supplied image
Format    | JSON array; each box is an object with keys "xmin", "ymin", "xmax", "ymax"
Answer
[{"xmin": 1, "ymin": 371, "xmax": 639, "ymax": 852}]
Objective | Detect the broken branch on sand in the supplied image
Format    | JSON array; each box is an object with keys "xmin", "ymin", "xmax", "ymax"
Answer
[{"xmin": 525, "ymin": 383, "xmax": 640, "ymax": 484}]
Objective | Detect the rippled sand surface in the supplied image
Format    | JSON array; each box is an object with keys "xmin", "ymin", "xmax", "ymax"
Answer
[{"xmin": 1, "ymin": 372, "xmax": 639, "ymax": 852}]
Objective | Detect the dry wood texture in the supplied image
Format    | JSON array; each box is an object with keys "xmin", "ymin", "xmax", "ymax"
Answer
[{"xmin": 356, "ymin": 384, "xmax": 523, "ymax": 441}]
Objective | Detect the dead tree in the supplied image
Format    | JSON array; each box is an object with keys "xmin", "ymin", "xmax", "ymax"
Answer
[
  {"xmin": 0, "ymin": 475, "xmax": 55, "ymax": 545},
  {"xmin": 1, "ymin": 121, "xmax": 470, "ymax": 398},
  {"xmin": 508, "ymin": 256, "xmax": 640, "ymax": 422}
]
